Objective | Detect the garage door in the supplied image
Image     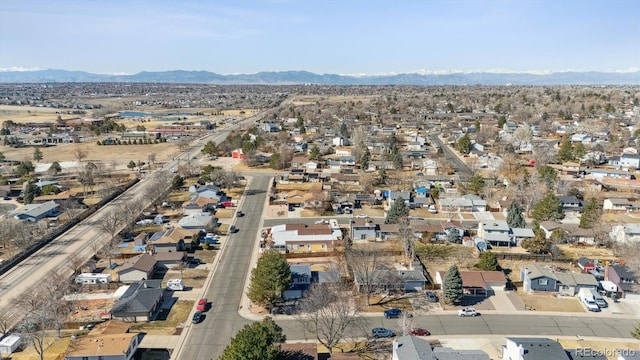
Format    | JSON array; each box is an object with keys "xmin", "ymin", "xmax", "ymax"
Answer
[{"xmin": 489, "ymin": 285, "xmax": 504, "ymax": 296}]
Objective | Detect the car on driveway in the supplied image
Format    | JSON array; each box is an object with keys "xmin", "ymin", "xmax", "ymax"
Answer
[
  {"xmin": 458, "ymin": 307, "xmax": 479, "ymax": 317},
  {"xmin": 372, "ymin": 327, "xmax": 395, "ymax": 338},
  {"xmin": 188, "ymin": 257, "xmax": 202, "ymax": 265},
  {"xmin": 426, "ymin": 291, "xmax": 438, "ymax": 303},
  {"xmin": 409, "ymin": 328, "xmax": 430, "ymax": 336},
  {"xmin": 196, "ymin": 299, "xmax": 208, "ymax": 311},
  {"xmin": 192, "ymin": 311, "xmax": 203, "ymax": 324},
  {"xmin": 383, "ymin": 308, "xmax": 403, "ymax": 319}
]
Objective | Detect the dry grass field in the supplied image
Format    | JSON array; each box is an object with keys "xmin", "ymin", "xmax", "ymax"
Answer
[
  {"xmin": 276, "ymin": 183, "xmax": 323, "ymax": 191},
  {"xmin": 558, "ymin": 244, "xmax": 617, "ymax": 261},
  {"xmin": 9, "ymin": 336, "xmax": 72, "ymax": 360},
  {"xmin": 517, "ymin": 291, "xmax": 585, "ymax": 312},
  {"xmin": 130, "ymin": 300, "xmax": 194, "ymax": 335},
  {"xmin": 357, "ymin": 294, "xmax": 413, "ymax": 313}
]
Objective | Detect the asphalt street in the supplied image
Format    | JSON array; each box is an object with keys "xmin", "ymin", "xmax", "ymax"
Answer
[
  {"xmin": 177, "ymin": 175, "xmax": 270, "ymax": 360},
  {"xmin": 275, "ymin": 313, "xmax": 638, "ymax": 341}
]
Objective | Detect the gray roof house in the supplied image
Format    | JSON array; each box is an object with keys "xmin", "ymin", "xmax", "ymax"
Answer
[
  {"xmin": 283, "ymin": 264, "xmax": 312, "ymax": 300},
  {"xmin": 392, "ymin": 336, "xmax": 432, "ymax": 360},
  {"xmin": 502, "ymin": 337, "xmax": 571, "ymax": 360},
  {"xmin": 12, "ymin": 200, "xmax": 59, "ymax": 222},
  {"xmin": 354, "ymin": 269, "xmax": 427, "ymax": 293},
  {"xmin": 520, "ymin": 264, "xmax": 598, "ymax": 296},
  {"xmin": 118, "ymin": 254, "xmax": 157, "ymax": 284},
  {"xmin": 110, "ymin": 280, "xmax": 164, "ymax": 322},
  {"xmin": 178, "ymin": 213, "xmax": 214, "ymax": 230},
  {"xmin": 432, "ymin": 347, "xmax": 490, "ymax": 360}
]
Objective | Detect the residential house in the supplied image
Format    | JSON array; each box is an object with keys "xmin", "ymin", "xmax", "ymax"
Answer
[
  {"xmin": 510, "ymin": 228, "xmax": 535, "ymax": 246},
  {"xmin": 284, "ymin": 190, "xmax": 306, "ymax": 208},
  {"xmin": 335, "ymin": 146, "xmax": 353, "ymax": 157},
  {"xmin": 32, "ymin": 190, "xmax": 83, "ymax": 207},
  {"xmin": 605, "ymin": 265, "xmax": 637, "ymax": 297},
  {"xmin": 153, "ymin": 252, "xmax": 185, "ymax": 270},
  {"xmin": 388, "ymin": 190, "xmax": 412, "ymax": 207},
  {"xmin": 291, "ymin": 156, "xmax": 311, "ymax": 169},
  {"xmin": 610, "ymin": 224, "xmax": 640, "ymax": 244},
  {"xmin": 571, "ymin": 133, "xmax": 591, "ymax": 144},
  {"xmin": 12, "ymin": 200, "xmax": 59, "ymax": 222},
  {"xmin": 603, "ymin": 198, "xmax": 640, "ymax": 212},
  {"xmin": 438, "ymin": 195, "xmax": 487, "ymax": 213},
  {"xmin": 151, "ymin": 227, "xmax": 197, "ymax": 253},
  {"xmin": 354, "ymin": 269, "xmax": 427, "ymax": 293},
  {"xmin": 520, "ymin": 264, "xmax": 598, "ymax": 295},
  {"xmin": 392, "ymin": 336, "xmax": 432, "ymax": 360},
  {"xmin": 269, "ymin": 223, "xmax": 341, "ymax": 253},
  {"xmin": 263, "ymin": 122, "xmax": 280, "ymax": 132},
  {"xmin": 436, "ymin": 270, "xmax": 507, "ymax": 297},
  {"xmin": 351, "ymin": 218, "xmax": 378, "ymax": 240},
  {"xmin": 339, "ymin": 156, "xmax": 356, "ymax": 170},
  {"xmin": 283, "ymin": 264, "xmax": 312, "ymax": 300},
  {"xmin": 619, "ymin": 154, "xmax": 640, "ymax": 169},
  {"xmin": 379, "ymin": 224, "xmax": 400, "ymax": 240},
  {"xmin": 178, "ymin": 213, "xmax": 214, "ymax": 230},
  {"xmin": 109, "ymin": 280, "xmax": 164, "ymax": 322},
  {"xmin": 557, "ymin": 196, "xmax": 583, "ymax": 214},
  {"xmin": 118, "ymin": 254, "xmax": 157, "ymax": 283},
  {"xmin": 182, "ymin": 196, "xmax": 218, "ymax": 215},
  {"xmin": 576, "ymin": 257, "xmax": 597, "ymax": 274},
  {"xmin": 432, "ymin": 348, "xmax": 490, "ymax": 360},
  {"xmin": 540, "ymin": 221, "xmax": 597, "ymax": 245},
  {"xmin": 423, "ymin": 159, "xmax": 438, "ymax": 175},
  {"xmin": 478, "ymin": 220, "xmax": 511, "ymax": 247},
  {"xmin": 501, "ymin": 337, "xmax": 571, "ymax": 360},
  {"xmin": 588, "ymin": 169, "xmax": 634, "ymax": 180},
  {"xmin": 64, "ymin": 333, "xmax": 142, "ymax": 360},
  {"xmin": 279, "ymin": 343, "xmax": 318, "ymax": 360}
]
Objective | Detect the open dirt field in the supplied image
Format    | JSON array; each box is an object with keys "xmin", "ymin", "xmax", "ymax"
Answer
[
  {"xmin": 559, "ymin": 244, "xmax": 617, "ymax": 261},
  {"xmin": 275, "ymin": 183, "xmax": 323, "ymax": 192},
  {"xmin": 2, "ymin": 141, "xmax": 180, "ymax": 171}
]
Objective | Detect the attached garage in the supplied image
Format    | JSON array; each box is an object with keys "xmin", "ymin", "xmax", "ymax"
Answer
[{"xmin": 459, "ymin": 271, "xmax": 508, "ymax": 297}]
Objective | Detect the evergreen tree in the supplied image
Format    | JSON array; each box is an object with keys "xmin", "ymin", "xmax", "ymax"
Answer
[
  {"xmin": 467, "ymin": 174, "xmax": 485, "ymax": 194},
  {"xmin": 309, "ymin": 144, "xmax": 320, "ymax": 160},
  {"xmin": 573, "ymin": 142, "xmax": 586, "ymax": 160},
  {"xmin": 456, "ymin": 134, "xmax": 472, "ymax": 154},
  {"xmin": 521, "ymin": 224, "xmax": 551, "ymax": 254},
  {"xmin": 385, "ymin": 196, "xmax": 409, "ymax": 224},
  {"xmin": 506, "ymin": 202, "xmax": 526, "ymax": 228},
  {"xmin": 32, "ymin": 147, "xmax": 43, "ymax": 162},
  {"xmin": 48, "ymin": 161, "xmax": 62, "ymax": 176},
  {"xmin": 443, "ymin": 265, "xmax": 463, "ymax": 305},
  {"xmin": 446, "ymin": 229, "xmax": 462, "ymax": 244},
  {"xmin": 537, "ymin": 165, "xmax": 557, "ymax": 189},
  {"xmin": 532, "ymin": 192, "xmax": 565, "ymax": 222},
  {"xmin": 22, "ymin": 182, "xmax": 40, "ymax": 204},
  {"xmin": 171, "ymin": 175, "xmax": 184, "ymax": 189},
  {"xmin": 632, "ymin": 322, "xmax": 640, "ymax": 341},
  {"xmin": 360, "ymin": 147, "xmax": 371, "ymax": 170},
  {"xmin": 127, "ymin": 160, "xmax": 136, "ymax": 170},
  {"xmin": 557, "ymin": 138, "xmax": 574, "ymax": 162},
  {"xmin": 201, "ymin": 140, "xmax": 218, "ymax": 156},
  {"xmin": 248, "ymin": 250, "xmax": 291, "ymax": 309},
  {"xmin": 580, "ymin": 197, "xmax": 601, "ymax": 229},
  {"xmin": 219, "ymin": 317, "xmax": 285, "ymax": 360},
  {"xmin": 477, "ymin": 251, "xmax": 500, "ymax": 271}
]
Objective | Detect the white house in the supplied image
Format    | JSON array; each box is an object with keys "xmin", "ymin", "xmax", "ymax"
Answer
[{"xmin": 610, "ymin": 224, "xmax": 640, "ymax": 244}]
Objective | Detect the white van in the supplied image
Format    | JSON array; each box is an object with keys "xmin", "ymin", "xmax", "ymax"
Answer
[{"xmin": 166, "ymin": 279, "xmax": 185, "ymax": 291}]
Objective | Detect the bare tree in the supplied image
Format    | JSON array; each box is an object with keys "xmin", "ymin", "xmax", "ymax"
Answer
[
  {"xmin": 73, "ymin": 146, "xmax": 87, "ymax": 163},
  {"xmin": 13, "ymin": 291, "xmax": 50, "ymax": 360},
  {"xmin": 397, "ymin": 217, "xmax": 415, "ymax": 264},
  {"xmin": 147, "ymin": 152, "xmax": 157, "ymax": 169},
  {"xmin": 96, "ymin": 210, "xmax": 124, "ymax": 266},
  {"xmin": 0, "ymin": 313, "xmax": 14, "ymax": 337},
  {"xmin": 297, "ymin": 282, "xmax": 367, "ymax": 354},
  {"xmin": 346, "ymin": 248, "xmax": 381, "ymax": 306}
]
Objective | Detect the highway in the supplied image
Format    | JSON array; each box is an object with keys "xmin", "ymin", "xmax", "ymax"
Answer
[{"xmin": 177, "ymin": 175, "xmax": 270, "ymax": 360}]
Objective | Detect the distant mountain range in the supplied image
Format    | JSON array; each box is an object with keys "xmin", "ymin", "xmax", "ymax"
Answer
[{"xmin": 1, "ymin": 69, "xmax": 640, "ymax": 85}]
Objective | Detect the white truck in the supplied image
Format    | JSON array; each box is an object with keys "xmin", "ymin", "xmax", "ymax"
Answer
[
  {"xmin": 578, "ymin": 288, "xmax": 601, "ymax": 312},
  {"xmin": 590, "ymin": 289, "xmax": 608, "ymax": 308}
]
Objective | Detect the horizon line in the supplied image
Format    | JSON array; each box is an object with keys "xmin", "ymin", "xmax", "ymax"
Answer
[{"xmin": 1, "ymin": 67, "xmax": 640, "ymax": 76}]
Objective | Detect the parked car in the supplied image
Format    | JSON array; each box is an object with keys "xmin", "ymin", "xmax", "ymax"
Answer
[
  {"xmin": 196, "ymin": 299, "xmax": 208, "ymax": 312},
  {"xmin": 216, "ymin": 203, "xmax": 226, "ymax": 209},
  {"xmin": 355, "ymin": 213, "xmax": 368, "ymax": 218},
  {"xmin": 372, "ymin": 327, "xmax": 395, "ymax": 338},
  {"xmin": 409, "ymin": 328, "xmax": 430, "ymax": 336},
  {"xmin": 458, "ymin": 307, "xmax": 479, "ymax": 317},
  {"xmin": 188, "ymin": 258, "xmax": 202, "ymax": 265},
  {"xmin": 314, "ymin": 219, "xmax": 329, "ymax": 224},
  {"xmin": 229, "ymin": 225, "xmax": 238, "ymax": 233},
  {"xmin": 335, "ymin": 207, "xmax": 344, "ymax": 215},
  {"xmin": 221, "ymin": 201, "xmax": 235, "ymax": 207},
  {"xmin": 383, "ymin": 308, "xmax": 403, "ymax": 319},
  {"xmin": 236, "ymin": 211, "xmax": 244, "ymax": 217},
  {"xmin": 192, "ymin": 311, "xmax": 203, "ymax": 324},
  {"xmin": 426, "ymin": 291, "xmax": 438, "ymax": 303}
]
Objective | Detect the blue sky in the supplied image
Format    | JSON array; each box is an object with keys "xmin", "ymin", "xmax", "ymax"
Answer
[{"xmin": 1, "ymin": 0, "xmax": 638, "ymax": 75}]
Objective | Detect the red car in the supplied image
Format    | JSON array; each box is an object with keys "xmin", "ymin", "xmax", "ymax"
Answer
[
  {"xmin": 196, "ymin": 299, "xmax": 208, "ymax": 312},
  {"xmin": 221, "ymin": 201, "xmax": 235, "ymax": 207},
  {"xmin": 409, "ymin": 328, "xmax": 430, "ymax": 336}
]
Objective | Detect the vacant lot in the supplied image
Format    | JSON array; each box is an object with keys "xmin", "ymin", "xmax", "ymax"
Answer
[
  {"xmin": 559, "ymin": 244, "xmax": 617, "ymax": 261},
  {"xmin": 518, "ymin": 292, "xmax": 585, "ymax": 312},
  {"xmin": 215, "ymin": 208, "xmax": 235, "ymax": 218},
  {"xmin": 276, "ymin": 183, "xmax": 323, "ymax": 191},
  {"xmin": 180, "ymin": 269, "xmax": 209, "ymax": 288}
]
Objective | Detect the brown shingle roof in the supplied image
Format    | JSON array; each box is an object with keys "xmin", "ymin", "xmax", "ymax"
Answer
[
  {"xmin": 65, "ymin": 333, "xmax": 138, "ymax": 358},
  {"xmin": 88, "ymin": 320, "xmax": 131, "ymax": 335},
  {"xmin": 119, "ymin": 254, "xmax": 156, "ymax": 273}
]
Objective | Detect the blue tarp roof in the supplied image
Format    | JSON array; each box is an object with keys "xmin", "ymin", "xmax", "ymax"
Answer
[
  {"xmin": 133, "ymin": 246, "xmax": 146, "ymax": 251},
  {"xmin": 118, "ymin": 243, "xmax": 129, "ymax": 248}
]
